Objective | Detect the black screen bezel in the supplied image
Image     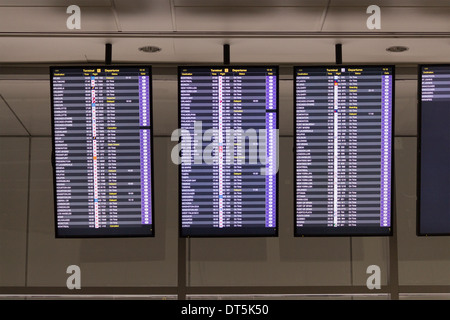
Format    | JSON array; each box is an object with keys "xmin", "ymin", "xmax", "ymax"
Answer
[
  {"xmin": 417, "ymin": 64, "xmax": 450, "ymax": 236},
  {"xmin": 177, "ymin": 65, "xmax": 279, "ymax": 238},
  {"xmin": 293, "ymin": 65, "xmax": 395, "ymax": 237},
  {"xmin": 50, "ymin": 65, "xmax": 155, "ymax": 238}
]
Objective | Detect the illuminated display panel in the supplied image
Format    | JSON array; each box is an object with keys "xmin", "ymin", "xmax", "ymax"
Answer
[
  {"xmin": 418, "ymin": 65, "xmax": 450, "ymax": 236},
  {"xmin": 51, "ymin": 66, "xmax": 154, "ymax": 237},
  {"xmin": 179, "ymin": 66, "xmax": 278, "ymax": 237},
  {"xmin": 294, "ymin": 66, "xmax": 393, "ymax": 236}
]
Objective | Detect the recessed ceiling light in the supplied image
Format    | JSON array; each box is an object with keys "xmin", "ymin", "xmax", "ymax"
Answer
[
  {"xmin": 386, "ymin": 46, "xmax": 409, "ymax": 53},
  {"xmin": 139, "ymin": 46, "xmax": 162, "ymax": 53}
]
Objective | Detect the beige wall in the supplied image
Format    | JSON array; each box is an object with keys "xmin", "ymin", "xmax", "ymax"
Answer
[{"xmin": 0, "ymin": 77, "xmax": 449, "ymax": 298}]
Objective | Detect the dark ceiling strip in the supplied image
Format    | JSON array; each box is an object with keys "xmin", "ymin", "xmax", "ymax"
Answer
[{"xmin": 1, "ymin": 31, "xmax": 450, "ymax": 38}]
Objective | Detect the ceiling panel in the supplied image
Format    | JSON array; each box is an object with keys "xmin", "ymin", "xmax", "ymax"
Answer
[
  {"xmin": 216, "ymin": 38, "xmax": 335, "ymax": 64},
  {"xmin": 172, "ymin": 38, "xmax": 229, "ymax": 64},
  {"xmin": 0, "ymin": 38, "xmax": 88, "ymax": 62},
  {"xmin": 323, "ymin": 6, "xmax": 450, "ymax": 32},
  {"xmin": 318, "ymin": 38, "xmax": 450, "ymax": 64},
  {"xmin": 0, "ymin": 0, "xmax": 110, "ymax": 6},
  {"xmin": 1, "ymin": 36, "xmax": 450, "ymax": 65},
  {"xmin": 173, "ymin": 38, "xmax": 336, "ymax": 64},
  {"xmin": 0, "ymin": 37, "xmax": 177, "ymax": 63},
  {"xmin": 173, "ymin": 37, "xmax": 450, "ymax": 65},
  {"xmin": 173, "ymin": 6, "xmax": 325, "ymax": 31},
  {"xmin": 0, "ymin": 96, "xmax": 29, "ymax": 135},
  {"xmin": 113, "ymin": 0, "xmax": 174, "ymax": 31},
  {"xmin": 0, "ymin": 6, "xmax": 117, "ymax": 32},
  {"xmin": 174, "ymin": 0, "xmax": 329, "ymax": 6},
  {"xmin": 83, "ymin": 38, "xmax": 176, "ymax": 63},
  {"xmin": 329, "ymin": 0, "xmax": 450, "ymax": 6}
]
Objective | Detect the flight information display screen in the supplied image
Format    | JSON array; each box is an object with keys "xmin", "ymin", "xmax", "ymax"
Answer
[
  {"xmin": 418, "ymin": 65, "xmax": 450, "ymax": 236},
  {"xmin": 294, "ymin": 66, "xmax": 393, "ymax": 236},
  {"xmin": 51, "ymin": 66, "xmax": 154, "ymax": 237},
  {"xmin": 179, "ymin": 66, "xmax": 278, "ymax": 237}
]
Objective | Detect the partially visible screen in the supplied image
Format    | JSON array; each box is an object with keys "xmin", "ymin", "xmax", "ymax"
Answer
[
  {"xmin": 294, "ymin": 66, "xmax": 393, "ymax": 236},
  {"xmin": 179, "ymin": 66, "xmax": 278, "ymax": 237},
  {"xmin": 418, "ymin": 65, "xmax": 450, "ymax": 236},
  {"xmin": 51, "ymin": 66, "xmax": 154, "ymax": 237}
]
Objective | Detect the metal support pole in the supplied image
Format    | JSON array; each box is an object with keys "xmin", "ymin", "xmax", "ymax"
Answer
[
  {"xmin": 335, "ymin": 43, "xmax": 342, "ymax": 64},
  {"xmin": 105, "ymin": 43, "xmax": 112, "ymax": 65},
  {"xmin": 223, "ymin": 44, "xmax": 230, "ymax": 65}
]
